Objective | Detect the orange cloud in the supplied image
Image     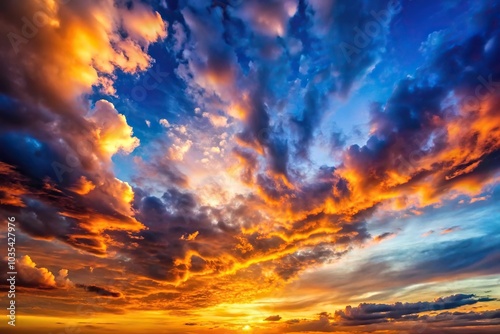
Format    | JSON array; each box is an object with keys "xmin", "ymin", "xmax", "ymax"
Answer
[
  {"xmin": 69, "ymin": 175, "xmax": 95, "ymax": 195},
  {"xmin": 336, "ymin": 92, "xmax": 500, "ymax": 217},
  {"xmin": 0, "ymin": 162, "xmax": 27, "ymax": 207},
  {"xmin": 89, "ymin": 100, "xmax": 140, "ymax": 158},
  {"xmin": 2, "ymin": 0, "xmax": 167, "ymax": 99},
  {"xmin": 17, "ymin": 255, "xmax": 73, "ymax": 289}
]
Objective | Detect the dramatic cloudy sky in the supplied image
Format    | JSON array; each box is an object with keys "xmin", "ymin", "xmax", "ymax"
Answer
[{"xmin": 0, "ymin": 0, "xmax": 499, "ymax": 333}]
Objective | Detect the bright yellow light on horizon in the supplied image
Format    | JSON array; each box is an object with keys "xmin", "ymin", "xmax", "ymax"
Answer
[{"xmin": 242, "ymin": 325, "xmax": 252, "ymax": 331}]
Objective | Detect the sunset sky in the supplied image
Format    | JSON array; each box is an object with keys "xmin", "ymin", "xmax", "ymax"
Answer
[{"xmin": 0, "ymin": 0, "xmax": 500, "ymax": 333}]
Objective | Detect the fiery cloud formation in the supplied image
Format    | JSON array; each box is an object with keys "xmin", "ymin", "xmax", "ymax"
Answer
[
  {"xmin": 0, "ymin": 0, "xmax": 499, "ymax": 333},
  {"xmin": 15, "ymin": 255, "xmax": 73, "ymax": 289}
]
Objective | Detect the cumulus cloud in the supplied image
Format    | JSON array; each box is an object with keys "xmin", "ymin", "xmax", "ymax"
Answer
[
  {"xmin": 16, "ymin": 255, "xmax": 73, "ymax": 289},
  {"xmin": 0, "ymin": 0, "xmax": 167, "ymax": 100},
  {"xmin": 0, "ymin": 0, "xmax": 164, "ymax": 254},
  {"xmin": 160, "ymin": 118, "xmax": 171, "ymax": 128},
  {"xmin": 88, "ymin": 100, "xmax": 140, "ymax": 157},
  {"xmin": 169, "ymin": 139, "xmax": 192, "ymax": 161},
  {"xmin": 203, "ymin": 112, "xmax": 228, "ymax": 127}
]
